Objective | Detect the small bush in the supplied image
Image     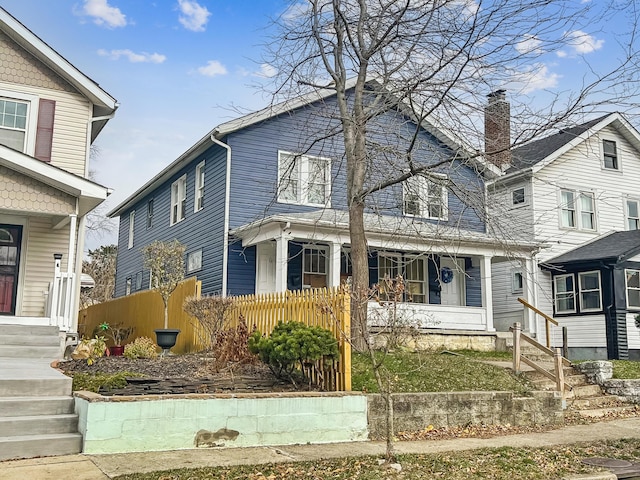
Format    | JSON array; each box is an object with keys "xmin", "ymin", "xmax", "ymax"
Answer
[
  {"xmin": 71, "ymin": 371, "xmax": 141, "ymax": 393},
  {"xmin": 248, "ymin": 321, "xmax": 339, "ymax": 385},
  {"xmin": 211, "ymin": 317, "xmax": 257, "ymax": 369},
  {"xmin": 184, "ymin": 294, "xmax": 236, "ymax": 350},
  {"xmin": 124, "ymin": 336, "xmax": 159, "ymax": 359}
]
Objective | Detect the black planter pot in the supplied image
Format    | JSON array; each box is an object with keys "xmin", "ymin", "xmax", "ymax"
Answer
[{"xmin": 154, "ymin": 329, "xmax": 180, "ymax": 356}]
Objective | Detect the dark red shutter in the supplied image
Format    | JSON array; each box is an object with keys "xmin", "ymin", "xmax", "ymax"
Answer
[{"xmin": 34, "ymin": 99, "xmax": 55, "ymax": 162}]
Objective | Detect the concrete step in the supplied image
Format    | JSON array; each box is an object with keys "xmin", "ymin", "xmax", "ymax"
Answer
[
  {"xmin": 0, "ymin": 345, "xmax": 61, "ymax": 358},
  {"xmin": 0, "ymin": 324, "xmax": 59, "ymax": 336},
  {"xmin": 566, "ymin": 384, "xmax": 603, "ymax": 398},
  {"xmin": 0, "ymin": 334, "xmax": 60, "ymax": 346},
  {"xmin": 0, "ymin": 432, "xmax": 82, "ymax": 461},
  {"xmin": 571, "ymin": 405, "xmax": 639, "ymax": 418},
  {"xmin": 0, "ymin": 377, "xmax": 72, "ymax": 397},
  {"xmin": 569, "ymin": 395, "xmax": 628, "ymax": 409},
  {"xmin": 0, "ymin": 396, "xmax": 74, "ymax": 416},
  {"xmin": 0, "ymin": 413, "xmax": 78, "ymax": 436},
  {"xmin": 528, "ymin": 374, "xmax": 588, "ymax": 388}
]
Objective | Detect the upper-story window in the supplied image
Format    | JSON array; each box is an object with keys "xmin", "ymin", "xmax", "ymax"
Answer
[
  {"xmin": 146, "ymin": 199, "xmax": 154, "ymax": 229},
  {"xmin": 170, "ymin": 175, "xmax": 187, "ymax": 225},
  {"xmin": 0, "ymin": 98, "xmax": 28, "ymax": 151},
  {"xmin": 511, "ymin": 187, "xmax": 526, "ymax": 207},
  {"xmin": 128, "ymin": 210, "xmax": 135, "ymax": 249},
  {"xmin": 403, "ymin": 174, "xmax": 448, "ymax": 220},
  {"xmin": 560, "ymin": 189, "xmax": 596, "ymax": 231},
  {"xmin": 602, "ymin": 139, "xmax": 619, "ymax": 170},
  {"xmin": 627, "ymin": 199, "xmax": 639, "ymax": 230},
  {"xmin": 194, "ymin": 161, "xmax": 205, "ymax": 212},
  {"xmin": 278, "ymin": 151, "xmax": 331, "ymax": 206}
]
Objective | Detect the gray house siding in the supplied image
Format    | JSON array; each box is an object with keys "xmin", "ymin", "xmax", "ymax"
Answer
[{"xmin": 114, "ymin": 145, "xmax": 228, "ymax": 297}]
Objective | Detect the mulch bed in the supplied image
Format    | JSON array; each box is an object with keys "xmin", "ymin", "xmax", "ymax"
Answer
[{"xmin": 57, "ymin": 354, "xmax": 313, "ymax": 395}]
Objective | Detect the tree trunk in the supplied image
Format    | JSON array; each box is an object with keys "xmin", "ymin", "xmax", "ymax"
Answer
[
  {"xmin": 163, "ymin": 301, "xmax": 169, "ymax": 329},
  {"xmin": 349, "ymin": 199, "xmax": 369, "ymax": 351}
]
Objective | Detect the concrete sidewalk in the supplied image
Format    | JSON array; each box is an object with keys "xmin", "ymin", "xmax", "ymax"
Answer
[{"xmin": 2, "ymin": 417, "xmax": 640, "ymax": 479}]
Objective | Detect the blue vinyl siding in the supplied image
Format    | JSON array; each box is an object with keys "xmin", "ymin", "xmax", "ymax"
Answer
[
  {"xmin": 465, "ymin": 260, "xmax": 482, "ymax": 307},
  {"xmin": 114, "ymin": 146, "xmax": 227, "ymax": 297},
  {"xmin": 226, "ymin": 240, "xmax": 256, "ymax": 296}
]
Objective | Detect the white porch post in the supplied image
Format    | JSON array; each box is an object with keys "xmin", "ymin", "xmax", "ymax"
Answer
[
  {"xmin": 329, "ymin": 242, "xmax": 341, "ymax": 288},
  {"xmin": 274, "ymin": 234, "xmax": 288, "ymax": 292},
  {"xmin": 524, "ymin": 256, "xmax": 537, "ymax": 335},
  {"xmin": 481, "ymin": 255, "xmax": 495, "ymax": 332}
]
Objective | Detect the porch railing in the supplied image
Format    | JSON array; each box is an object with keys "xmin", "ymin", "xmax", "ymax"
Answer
[
  {"xmin": 517, "ymin": 297, "xmax": 568, "ymax": 355},
  {"xmin": 47, "ymin": 271, "xmax": 75, "ymax": 331}
]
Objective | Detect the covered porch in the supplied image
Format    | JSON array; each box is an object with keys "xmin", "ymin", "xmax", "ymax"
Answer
[
  {"xmin": 230, "ymin": 210, "xmax": 538, "ymax": 333},
  {"xmin": 0, "ymin": 146, "xmax": 110, "ymax": 333}
]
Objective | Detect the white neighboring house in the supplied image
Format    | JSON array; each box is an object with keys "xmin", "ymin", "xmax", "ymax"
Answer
[
  {"xmin": 488, "ymin": 110, "xmax": 640, "ymax": 360},
  {"xmin": 0, "ymin": 8, "xmax": 117, "ymax": 334}
]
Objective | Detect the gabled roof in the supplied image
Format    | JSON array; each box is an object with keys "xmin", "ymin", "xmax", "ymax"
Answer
[
  {"xmin": 0, "ymin": 7, "xmax": 118, "ymax": 140},
  {"xmin": 0, "ymin": 144, "xmax": 110, "ymax": 216},
  {"xmin": 542, "ymin": 230, "xmax": 640, "ymax": 268},
  {"xmin": 109, "ymin": 80, "xmax": 494, "ymax": 218},
  {"xmin": 504, "ymin": 112, "xmax": 640, "ymax": 176}
]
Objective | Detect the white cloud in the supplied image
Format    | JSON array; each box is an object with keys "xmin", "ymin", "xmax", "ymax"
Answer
[
  {"xmin": 565, "ymin": 30, "xmax": 604, "ymax": 55},
  {"xmin": 515, "ymin": 35, "xmax": 543, "ymax": 55},
  {"xmin": 511, "ymin": 64, "xmax": 560, "ymax": 94},
  {"xmin": 556, "ymin": 50, "xmax": 568, "ymax": 58},
  {"xmin": 98, "ymin": 49, "xmax": 166, "ymax": 63},
  {"xmin": 177, "ymin": 0, "xmax": 211, "ymax": 32},
  {"xmin": 81, "ymin": 0, "xmax": 127, "ymax": 28},
  {"xmin": 253, "ymin": 63, "xmax": 277, "ymax": 78},
  {"xmin": 197, "ymin": 60, "xmax": 228, "ymax": 77}
]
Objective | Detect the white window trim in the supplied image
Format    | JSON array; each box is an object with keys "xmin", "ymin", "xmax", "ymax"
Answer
[
  {"xmin": 277, "ymin": 151, "xmax": 332, "ymax": 207},
  {"xmin": 302, "ymin": 245, "xmax": 329, "ymax": 289},
  {"xmin": 404, "ymin": 254, "xmax": 428, "ymax": 304},
  {"xmin": 625, "ymin": 269, "xmax": 640, "ymax": 311},
  {"xmin": 626, "ymin": 198, "xmax": 640, "ymax": 231},
  {"xmin": 510, "ymin": 185, "xmax": 528, "ymax": 208},
  {"xmin": 194, "ymin": 161, "xmax": 205, "ymax": 213},
  {"xmin": 170, "ymin": 175, "xmax": 187, "ymax": 226},
  {"xmin": 558, "ymin": 188, "xmax": 597, "ymax": 232},
  {"xmin": 403, "ymin": 173, "xmax": 449, "ymax": 221},
  {"xmin": 511, "ymin": 269, "xmax": 524, "ymax": 294},
  {"xmin": 578, "ymin": 270, "xmax": 602, "ymax": 313},
  {"xmin": 146, "ymin": 199, "xmax": 154, "ymax": 229},
  {"xmin": 127, "ymin": 210, "xmax": 135, "ymax": 249},
  {"xmin": 125, "ymin": 277, "xmax": 132, "ymax": 296},
  {"xmin": 554, "ymin": 273, "xmax": 576, "ymax": 314},
  {"xmin": 187, "ymin": 249, "xmax": 203, "ymax": 273},
  {"xmin": 0, "ymin": 89, "xmax": 39, "ymax": 156},
  {"xmin": 601, "ymin": 136, "xmax": 622, "ymax": 172}
]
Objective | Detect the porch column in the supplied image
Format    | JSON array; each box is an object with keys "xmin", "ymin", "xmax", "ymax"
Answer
[
  {"xmin": 274, "ymin": 235, "xmax": 288, "ymax": 292},
  {"xmin": 524, "ymin": 256, "xmax": 536, "ymax": 335},
  {"xmin": 481, "ymin": 255, "xmax": 495, "ymax": 332},
  {"xmin": 329, "ymin": 242, "xmax": 341, "ymax": 288}
]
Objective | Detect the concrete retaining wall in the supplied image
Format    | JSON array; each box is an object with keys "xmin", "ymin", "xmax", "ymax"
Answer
[
  {"xmin": 368, "ymin": 391, "xmax": 563, "ymax": 438},
  {"xmin": 74, "ymin": 391, "xmax": 368, "ymax": 454}
]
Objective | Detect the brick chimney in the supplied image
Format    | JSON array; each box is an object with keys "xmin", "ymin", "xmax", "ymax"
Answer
[{"xmin": 485, "ymin": 90, "xmax": 511, "ymax": 168}]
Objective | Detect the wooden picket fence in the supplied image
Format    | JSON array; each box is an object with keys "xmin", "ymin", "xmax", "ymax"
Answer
[
  {"xmin": 228, "ymin": 287, "xmax": 352, "ymax": 391},
  {"xmin": 78, "ymin": 277, "xmax": 205, "ymax": 354}
]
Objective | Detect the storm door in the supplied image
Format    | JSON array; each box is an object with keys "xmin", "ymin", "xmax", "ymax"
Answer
[{"xmin": 0, "ymin": 225, "xmax": 22, "ymax": 314}]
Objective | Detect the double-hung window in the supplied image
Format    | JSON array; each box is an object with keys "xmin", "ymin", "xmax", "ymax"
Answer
[
  {"xmin": 554, "ymin": 271, "xmax": 602, "ymax": 314},
  {"xmin": 170, "ymin": 175, "xmax": 187, "ymax": 225},
  {"xmin": 626, "ymin": 269, "xmax": 640, "ymax": 309},
  {"xmin": 302, "ymin": 246, "xmax": 328, "ymax": 288},
  {"xmin": 511, "ymin": 187, "xmax": 526, "ymax": 207},
  {"xmin": 378, "ymin": 254, "xmax": 401, "ymax": 301},
  {"xmin": 405, "ymin": 256, "xmax": 426, "ymax": 303},
  {"xmin": 194, "ymin": 161, "xmax": 205, "ymax": 212},
  {"xmin": 603, "ymin": 139, "xmax": 619, "ymax": 170},
  {"xmin": 560, "ymin": 189, "xmax": 596, "ymax": 231},
  {"xmin": 554, "ymin": 274, "xmax": 576, "ymax": 314},
  {"xmin": 512, "ymin": 270, "xmax": 524, "ymax": 294},
  {"xmin": 128, "ymin": 210, "xmax": 135, "ymax": 249},
  {"xmin": 627, "ymin": 200, "xmax": 639, "ymax": 230},
  {"xmin": 146, "ymin": 199, "xmax": 154, "ymax": 229},
  {"xmin": 0, "ymin": 98, "xmax": 28, "ymax": 152},
  {"xmin": 403, "ymin": 174, "xmax": 448, "ymax": 220},
  {"xmin": 578, "ymin": 271, "xmax": 602, "ymax": 311},
  {"xmin": 278, "ymin": 151, "xmax": 331, "ymax": 206}
]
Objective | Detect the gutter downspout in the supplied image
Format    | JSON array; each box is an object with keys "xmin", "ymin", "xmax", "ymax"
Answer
[{"xmin": 210, "ymin": 133, "xmax": 231, "ymax": 296}]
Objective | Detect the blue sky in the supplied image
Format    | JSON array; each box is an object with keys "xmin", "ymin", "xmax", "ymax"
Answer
[{"xmin": 0, "ymin": 1, "xmax": 635, "ymax": 251}]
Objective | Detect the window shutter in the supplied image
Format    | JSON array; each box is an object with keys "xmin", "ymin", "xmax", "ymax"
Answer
[{"xmin": 34, "ymin": 99, "xmax": 55, "ymax": 162}]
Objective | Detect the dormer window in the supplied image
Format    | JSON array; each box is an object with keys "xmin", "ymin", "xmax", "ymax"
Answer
[{"xmin": 603, "ymin": 139, "xmax": 618, "ymax": 170}]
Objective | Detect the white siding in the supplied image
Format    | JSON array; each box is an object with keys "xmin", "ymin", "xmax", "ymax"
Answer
[
  {"xmin": 0, "ymin": 80, "xmax": 91, "ymax": 177},
  {"xmin": 20, "ymin": 217, "xmax": 71, "ymax": 316},
  {"xmin": 627, "ymin": 313, "xmax": 640, "ymax": 350},
  {"xmin": 556, "ymin": 315, "xmax": 607, "ymax": 348}
]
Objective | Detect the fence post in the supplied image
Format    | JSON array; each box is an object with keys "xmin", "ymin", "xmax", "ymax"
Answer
[
  {"xmin": 554, "ymin": 347, "xmax": 565, "ymax": 396},
  {"xmin": 562, "ymin": 326, "xmax": 568, "ymax": 359},
  {"xmin": 545, "ymin": 319, "xmax": 551, "ymax": 349},
  {"xmin": 513, "ymin": 322, "xmax": 521, "ymax": 373},
  {"xmin": 341, "ymin": 288, "xmax": 352, "ymax": 391}
]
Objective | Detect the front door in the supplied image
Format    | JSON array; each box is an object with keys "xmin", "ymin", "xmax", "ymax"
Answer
[
  {"xmin": 0, "ymin": 225, "xmax": 21, "ymax": 315},
  {"xmin": 256, "ymin": 242, "xmax": 276, "ymax": 294},
  {"xmin": 440, "ymin": 257, "xmax": 465, "ymax": 306}
]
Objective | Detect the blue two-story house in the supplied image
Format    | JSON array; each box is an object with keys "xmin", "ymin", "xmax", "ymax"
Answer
[{"xmin": 108, "ymin": 84, "xmax": 537, "ymax": 332}]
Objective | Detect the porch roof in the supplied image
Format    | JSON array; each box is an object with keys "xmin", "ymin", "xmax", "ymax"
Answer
[
  {"xmin": 230, "ymin": 209, "xmax": 539, "ymax": 254},
  {"xmin": 0, "ymin": 144, "xmax": 110, "ymax": 216}
]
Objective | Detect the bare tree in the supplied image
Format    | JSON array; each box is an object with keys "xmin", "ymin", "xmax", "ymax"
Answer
[
  {"xmin": 263, "ymin": 0, "xmax": 640, "ymax": 347},
  {"xmin": 80, "ymin": 244, "xmax": 117, "ymax": 308}
]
